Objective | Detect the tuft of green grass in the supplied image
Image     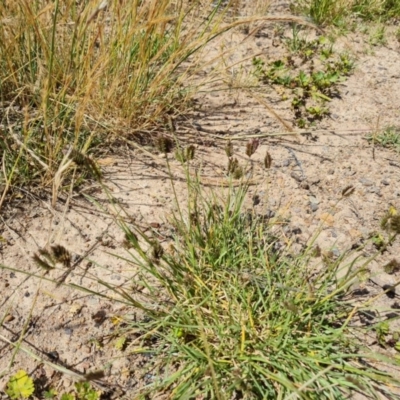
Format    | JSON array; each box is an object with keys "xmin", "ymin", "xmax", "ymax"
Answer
[
  {"xmin": 104, "ymin": 170, "xmax": 400, "ymax": 399},
  {"xmin": 367, "ymin": 126, "xmax": 400, "ymax": 153},
  {"xmin": 2, "ymin": 145, "xmax": 400, "ymax": 398},
  {"xmin": 351, "ymin": 0, "xmax": 400, "ymax": 21},
  {"xmin": 291, "ymin": 0, "xmax": 400, "ymax": 26},
  {"xmin": 290, "ymin": 0, "xmax": 349, "ymax": 26}
]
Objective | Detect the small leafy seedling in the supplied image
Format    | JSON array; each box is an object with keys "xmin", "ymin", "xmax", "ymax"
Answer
[
  {"xmin": 6, "ymin": 370, "xmax": 35, "ymax": 399},
  {"xmin": 252, "ymin": 32, "xmax": 354, "ymax": 127}
]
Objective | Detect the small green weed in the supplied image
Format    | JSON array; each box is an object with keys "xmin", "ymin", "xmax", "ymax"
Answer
[
  {"xmin": 369, "ymin": 25, "xmax": 387, "ymax": 46},
  {"xmin": 253, "ymin": 30, "xmax": 354, "ymax": 127},
  {"xmin": 5, "ymin": 370, "xmax": 101, "ymax": 400},
  {"xmin": 396, "ymin": 27, "xmax": 400, "ymax": 42},
  {"xmin": 367, "ymin": 126, "xmax": 400, "ymax": 152},
  {"xmin": 5, "ymin": 370, "xmax": 35, "ymax": 399},
  {"xmin": 290, "ymin": 0, "xmax": 348, "ymax": 26}
]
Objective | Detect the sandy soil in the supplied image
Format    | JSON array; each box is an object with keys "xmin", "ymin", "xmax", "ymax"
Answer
[{"xmin": 1, "ymin": 1, "xmax": 400, "ymax": 398}]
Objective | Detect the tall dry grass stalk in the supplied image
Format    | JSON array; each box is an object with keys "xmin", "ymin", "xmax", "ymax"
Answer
[{"xmin": 0, "ymin": 0, "xmax": 312, "ymax": 204}]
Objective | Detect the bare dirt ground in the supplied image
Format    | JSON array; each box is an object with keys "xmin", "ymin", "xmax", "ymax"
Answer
[{"xmin": 1, "ymin": 1, "xmax": 400, "ymax": 398}]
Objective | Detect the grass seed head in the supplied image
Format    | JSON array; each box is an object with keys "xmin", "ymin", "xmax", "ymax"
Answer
[
  {"xmin": 225, "ymin": 141, "xmax": 234, "ymax": 158},
  {"xmin": 264, "ymin": 151, "xmax": 272, "ymax": 169},
  {"xmin": 151, "ymin": 241, "xmax": 164, "ymax": 263},
  {"xmin": 123, "ymin": 231, "xmax": 139, "ymax": 249},
  {"xmin": 228, "ymin": 157, "xmax": 239, "ymax": 174},
  {"xmin": 189, "ymin": 212, "xmax": 198, "ymax": 226},
  {"xmin": 155, "ymin": 135, "xmax": 173, "ymax": 154},
  {"xmin": 311, "ymin": 244, "xmax": 321, "ymax": 257},
  {"xmin": 381, "ymin": 213, "xmax": 400, "ymax": 234},
  {"xmin": 185, "ymin": 145, "xmax": 195, "ymax": 161},
  {"xmin": 383, "ymin": 259, "xmax": 400, "ymax": 274},
  {"xmin": 233, "ymin": 166, "xmax": 244, "ymax": 179},
  {"xmin": 176, "ymin": 145, "xmax": 196, "ymax": 162},
  {"xmin": 227, "ymin": 157, "xmax": 243, "ymax": 179},
  {"xmin": 69, "ymin": 149, "xmax": 101, "ymax": 180},
  {"xmin": 245, "ymin": 139, "xmax": 259, "ymax": 158},
  {"xmin": 32, "ymin": 253, "xmax": 55, "ymax": 271},
  {"xmin": 342, "ymin": 185, "xmax": 355, "ymax": 197},
  {"xmin": 51, "ymin": 245, "xmax": 71, "ymax": 268}
]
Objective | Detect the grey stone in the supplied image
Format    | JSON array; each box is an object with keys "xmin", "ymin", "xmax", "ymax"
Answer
[{"xmin": 359, "ymin": 178, "xmax": 374, "ymax": 186}]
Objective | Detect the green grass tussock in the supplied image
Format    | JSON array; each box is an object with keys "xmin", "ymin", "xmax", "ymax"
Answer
[
  {"xmin": 111, "ymin": 173, "xmax": 400, "ymax": 399},
  {"xmin": 291, "ymin": 0, "xmax": 400, "ymax": 26}
]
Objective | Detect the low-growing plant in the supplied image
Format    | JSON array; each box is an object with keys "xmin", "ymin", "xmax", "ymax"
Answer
[
  {"xmin": 367, "ymin": 126, "xmax": 400, "ymax": 153},
  {"xmin": 351, "ymin": 0, "xmax": 400, "ymax": 21},
  {"xmin": 5, "ymin": 370, "xmax": 100, "ymax": 400},
  {"xmin": 369, "ymin": 25, "xmax": 387, "ymax": 46},
  {"xmin": 5, "ymin": 370, "xmax": 35, "ymax": 399},
  {"xmin": 2, "ymin": 142, "xmax": 400, "ymax": 398},
  {"xmin": 95, "ymin": 159, "xmax": 400, "ymax": 398},
  {"xmin": 290, "ymin": 0, "xmax": 349, "ymax": 26},
  {"xmin": 252, "ymin": 31, "xmax": 354, "ymax": 127},
  {"xmin": 291, "ymin": 0, "xmax": 400, "ymax": 26}
]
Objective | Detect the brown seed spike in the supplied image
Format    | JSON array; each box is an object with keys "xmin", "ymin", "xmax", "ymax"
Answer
[
  {"xmin": 233, "ymin": 166, "xmax": 243, "ymax": 179},
  {"xmin": 228, "ymin": 157, "xmax": 237, "ymax": 174},
  {"xmin": 69, "ymin": 149, "xmax": 87, "ymax": 166},
  {"xmin": 225, "ymin": 141, "xmax": 233, "ymax": 158},
  {"xmin": 342, "ymin": 185, "xmax": 355, "ymax": 197},
  {"xmin": 32, "ymin": 254, "xmax": 55, "ymax": 271},
  {"xmin": 81, "ymin": 370, "xmax": 105, "ymax": 382},
  {"xmin": 155, "ymin": 134, "xmax": 173, "ymax": 154},
  {"xmin": 167, "ymin": 116, "xmax": 176, "ymax": 133},
  {"xmin": 311, "ymin": 245, "xmax": 321, "ymax": 257},
  {"xmin": 245, "ymin": 139, "xmax": 259, "ymax": 158},
  {"xmin": 51, "ymin": 245, "xmax": 71, "ymax": 268},
  {"xmin": 264, "ymin": 152, "xmax": 272, "ymax": 169},
  {"xmin": 151, "ymin": 241, "xmax": 164, "ymax": 261},
  {"xmin": 69, "ymin": 149, "xmax": 101, "ymax": 180},
  {"xmin": 186, "ymin": 145, "xmax": 195, "ymax": 161},
  {"xmin": 38, "ymin": 248, "xmax": 56, "ymax": 267}
]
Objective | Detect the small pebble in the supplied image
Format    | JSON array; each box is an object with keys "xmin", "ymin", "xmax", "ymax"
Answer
[
  {"xmin": 264, "ymin": 210, "xmax": 275, "ymax": 219},
  {"xmin": 331, "ymin": 248, "xmax": 340, "ymax": 257},
  {"xmin": 309, "ymin": 196, "xmax": 319, "ymax": 205},
  {"xmin": 359, "ymin": 178, "xmax": 374, "ymax": 187},
  {"xmin": 290, "ymin": 172, "xmax": 303, "ymax": 182},
  {"xmin": 310, "ymin": 203, "xmax": 319, "ymax": 212},
  {"xmin": 64, "ymin": 327, "xmax": 73, "ymax": 336}
]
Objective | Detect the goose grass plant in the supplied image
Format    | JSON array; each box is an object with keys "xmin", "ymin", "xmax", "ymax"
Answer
[
  {"xmin": 1, "ymin": 145, "xmax": 400, "ymax": 398},
  {"xmin": 92, "ymin": 151, "xmax": 400, "ymax": 399}
]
